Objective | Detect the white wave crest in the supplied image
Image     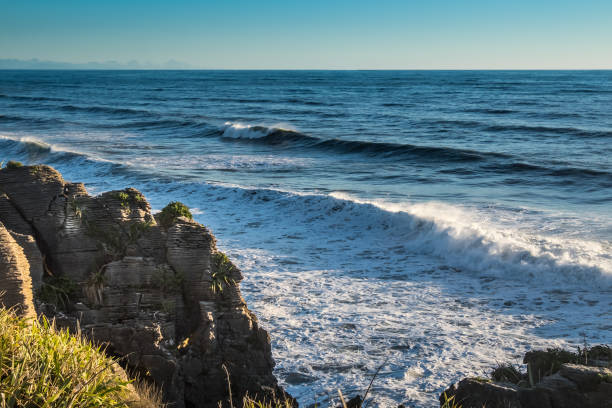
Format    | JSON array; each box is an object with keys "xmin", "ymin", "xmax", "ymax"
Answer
[
  {"xmin": 329, "ymin": 192, "xmax": 612, "ymax": 284},
  {"xmin": 221, "ymin": 121, "xmax": 294, "ymax": 139}
]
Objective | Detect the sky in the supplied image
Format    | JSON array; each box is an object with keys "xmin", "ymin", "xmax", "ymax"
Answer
[{"xmin": 1, "ymin": 0, "xmax": 611, "ymax": 69}]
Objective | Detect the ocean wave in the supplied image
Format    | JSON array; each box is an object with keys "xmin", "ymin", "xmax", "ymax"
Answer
[
  {"xmin": 94, "ymin": 118, "xmax": 206, "ymax": 130},
  {"xmin": 0, "ymin": 135, "xmax": 112, "ymax": 165},
  {"xmin": 0, "ymin": 94, "xmax": 65, "ymax": 102},
  {"xmin": 174, "ymin": 184, "xmax": 612, "ymax": 288},
  {"xmin": 0, "ymin": 114, "xmax": 67, "ymax": 126},
  {"xmin": 219, "ymin": 122, "xmax": 506, "ymax": 162},
  {"xmin": 464, "ymin": 108, "xmax": 515, "ymax": 115},
  {"xmin": 485, "ymin": 123, "xmax": 612, "ymax": 138},
  {"xmin": 1, "ymin": 133, "xmax": 610, "ymax": 289},
  {"xmin": 218, "ymin": 123, "xmax": 612, "ymax": 183},
  {"xmin": 223, "ymin": 185, "xmax": 612, "ymax": 286},
  {"xmin": 490, "ymin": 162, "xmax": 612, "ymax": 187},
  {"xmin": 59, "ymin": 104, "xmax": 153, "ymax": 117}
]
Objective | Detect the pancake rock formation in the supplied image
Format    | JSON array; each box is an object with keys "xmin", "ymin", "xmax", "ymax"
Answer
[
  {"xmin": 441, "ymin": 348, "xmax": 612, "ymax": 408},
  {"xmin": 0, "ymin": 164, "xmax": 288, "ymax": 407}
]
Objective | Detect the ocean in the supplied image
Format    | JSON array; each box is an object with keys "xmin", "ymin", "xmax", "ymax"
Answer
[{"xmin": 1, "ymin": 70, "xmax": 611, "ymax": 407}]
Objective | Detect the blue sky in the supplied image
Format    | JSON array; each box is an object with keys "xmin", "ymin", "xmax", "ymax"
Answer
[{"xmin": 1, "ymin": 0, "xmax": 611, "ymax": 69}]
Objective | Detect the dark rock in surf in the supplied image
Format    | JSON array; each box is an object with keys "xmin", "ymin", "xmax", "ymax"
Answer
[{"xmin": 440, "ymin": 350, "xmax": 612, "ymax": 408}]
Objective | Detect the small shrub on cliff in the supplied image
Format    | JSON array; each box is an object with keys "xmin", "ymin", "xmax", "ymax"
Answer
[
  {"xmin": 5, "ymin": 160, "xmax": 23, "ymax": 169},
  {"xmin": 0, "ymin": 308, "xmax": 138, "ymax": 407},
  {"xmin": 38, "ymin": 276, "xmax": 78, "ymax": 310},
  {"xmin": 112, "ymin": 190, "xmax": 146, "ymax": 209},
  {"xmin": 491, "ymin": 363, "xmax": 524, "ymax": 384},
  {"xmin": 158, "ymin": 201, "xmax": 192, "ymax": 228},
  {"xmin": 211, "ymin": 252, "xmax": 237, "ymax": 294},
  {"xmin": 115, "ymin": 191, "xmax": 131, "ymax": 208}
]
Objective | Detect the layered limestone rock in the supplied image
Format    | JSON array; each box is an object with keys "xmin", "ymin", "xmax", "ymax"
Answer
[
  {"xmin": 0, "ymin": 164, "xmax": 288, "ymax": 408},
  {"xmin": 0, "ymin": 221, "xmax": 36, "ymax": 318},
  {"xmin": 441, "ymin": 349, "xmax": 612, "ymax": 408}
]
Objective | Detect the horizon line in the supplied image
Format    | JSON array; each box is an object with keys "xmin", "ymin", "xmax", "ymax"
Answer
[{"xmin": 2, "ymin": 68, "xmax": 612, "ymax": 71}]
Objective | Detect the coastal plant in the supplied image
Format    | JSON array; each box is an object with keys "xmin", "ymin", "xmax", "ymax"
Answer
[
  {"xmin": 85, "ymin": 267, "xmax": 107, "ymax": 306},
  {"xmin": 116, "ymin": 191, "xmax": 131, "ymax": 208},
  {"xmin": 152, "ymin": 267, "xmax": 184, "ymax": 294},
  {"xmin": 491, "ymin": 363, "xmax": 524, "ymax": 384},
  {"xmin": 5, "ymin": 160, "xmax": 23, "ymax": 169},
  {"xmin": 242, "ymin": 396, "xmax": 294, "ymax": 408},
  {"xmin": 112, "ymin": 190, "xmax": 147, "ymax": 210},
  {"xmin": 439, "ymin": 392, "xmax": 462, "ymax": 408},
  {"xmin": 129, "ymin": 375, "xmax": 166, "ymax": 408},
  {"xmin": 222, "ymin": 363, "xmax": 293, "ymax": 408},
  {"xmin": 158, "ymin": 201, "xmax": 192, "ymax": 228},
  {"xmin": 127, "ymin": 220, "xmax": 154, "ymax": 244},
  {"xmin": 0, "ymin": 308, "xmax": 138, "ymax": 407},
  {"xmin": 38, "ymin": 276, "xmax": 78, "ymax": 310},
  {"xmin": 85, "ymin": 221, "xmax": 126, "ymax": 257},
  {"xmin": 211, "ymin": 252, "xmax": 236, "ymax": 294}
]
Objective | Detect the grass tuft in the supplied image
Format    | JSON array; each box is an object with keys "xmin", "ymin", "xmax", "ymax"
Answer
[
  {"xmin": 211, "ymin": 252, "xmax": 237, "ymax": 293},
  {"xmin": 490, "ymin": 363, "xmax": 524, "ymax": 384},
  {"xmin": 0, "ymin": 307, "xmax": 160, "ymax": 407},
  {"xmin": 440, "ymin": 392, "xmax": 462, "ymax": 408},
  {"xmin": 241, "ymin": 395, "xmax": 294, "ymax": 408}
]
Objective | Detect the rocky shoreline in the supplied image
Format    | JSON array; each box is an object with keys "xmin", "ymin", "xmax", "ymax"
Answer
[
  {"xmin": 0, "ymin": 163, "xmax": 289, "ymax": 407},
  {"xmin": 0, "ymin": 163, "xmax": 610, "ymax": 408},
  {"xmin": 442, "ymin": 347, "xmax": 612, "ymax": 408}
]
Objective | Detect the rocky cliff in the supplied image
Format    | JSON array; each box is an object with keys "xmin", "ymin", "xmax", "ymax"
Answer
[
  {"xmin": 441, "ymin": 347, "xmax": 612, "ymax": 408},
  {"xmin": 0, "ymin": 164, "xmax": 289, "ymax": 407}
]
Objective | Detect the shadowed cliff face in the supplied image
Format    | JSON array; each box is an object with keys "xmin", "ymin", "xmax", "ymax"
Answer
[{"xmin": 0, "ymin": 164, "xmax": 289, "ymax": 408}]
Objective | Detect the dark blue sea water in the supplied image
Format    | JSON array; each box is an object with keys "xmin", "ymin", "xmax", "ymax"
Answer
[{"xmin": 1, "ymin": 70, "xmax": 611, "ymax": 407}]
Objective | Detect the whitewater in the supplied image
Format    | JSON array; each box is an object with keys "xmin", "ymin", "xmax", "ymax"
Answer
[{"xmin": 1, "ymin": 70, "xmax": 611, "ymax": 407}]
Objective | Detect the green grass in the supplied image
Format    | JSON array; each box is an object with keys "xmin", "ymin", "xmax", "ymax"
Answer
[
  {"xmin": 0, "ymin": 307, "xmax": 161, "ymax": 407},
  {"xmin": 242, "ymin": 396, "xmax": 294, "ymax": 408},
  {"xmin": 113, "ymin": 190, "xmax": 146, "ymax": 209},
  {"xmin": 440, "ymin": 392, "xmax": 462, "ymax": 408},
  {"xmin": 211, "ymin": 252, "xmax": 237, "ymax": 293},
  {"xmin": 158, "ymin": 201, "xmax": 192, "ymax": 228}
]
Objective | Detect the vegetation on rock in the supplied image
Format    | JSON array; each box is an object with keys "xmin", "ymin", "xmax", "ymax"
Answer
[
  {"xmin": 152, "ymin": 266, "xmax": 184, "ymax": 293},
  {"xmin": 37, "ymin": 276, "xmax": 78, "ymax": 311},
  {"xmin": 211, "ymin": 252, "xmax": 237, "ymax": 293},
  {"xmin": 242, "ymin": 395, "xmax": 294, "ymax": 408},
  {"xmin": 5, "ymin": 160, "xmax": 23, "ymax": 169},
  {"xmin": 490, "ymin": 363, "xmax": 523, "ymax": 384},
  {"xmin": 158, "ymin": 201, "xmax": 193, "ymax": 227},
  {"xmin": 0, "ymin": 165, "xmax": 290, "ymax": 407},
  {"xmin": 0, "ymin": 307, "xmax": 161, "ymax": 407}
]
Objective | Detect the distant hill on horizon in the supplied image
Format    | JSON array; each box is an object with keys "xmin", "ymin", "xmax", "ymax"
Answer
[{"xmin": 0, "ymin": 58, "xmax": 191, "ymax": 69}]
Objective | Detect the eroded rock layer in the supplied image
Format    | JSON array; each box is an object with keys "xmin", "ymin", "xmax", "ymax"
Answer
[{"xmin": 0, "ymin": 164, "xmax": 287, "ymax": 408}]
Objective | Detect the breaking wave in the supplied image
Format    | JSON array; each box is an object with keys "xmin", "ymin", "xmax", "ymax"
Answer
[{"xmin": 1, "ymin": 134, "xmax": 610, "ymax": 289}]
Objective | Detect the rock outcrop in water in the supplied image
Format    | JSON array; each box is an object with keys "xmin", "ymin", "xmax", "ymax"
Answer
[
  {"xmin": 0, "ymin": 164, "xmax": 288, "ymax": 407},
  {"xmin": 441, "ymin": 348, "xmax": 612, "ymax": 408}
]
